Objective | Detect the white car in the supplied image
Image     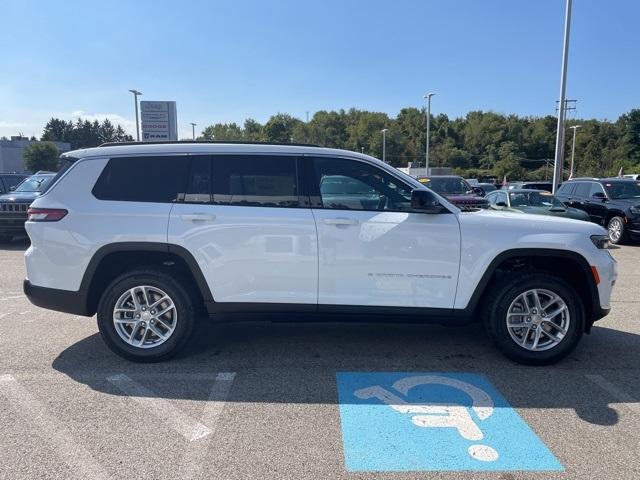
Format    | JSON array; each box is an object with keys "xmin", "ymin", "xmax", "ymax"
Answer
[{"xmin": 23, "ymin": 142, "xmax": 617, "ymax": 364}]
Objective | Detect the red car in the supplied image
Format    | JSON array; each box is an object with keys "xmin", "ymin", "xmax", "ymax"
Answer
[{"xmin": 418, "ymin": 175, "xmax": 489, "ymax": 211}]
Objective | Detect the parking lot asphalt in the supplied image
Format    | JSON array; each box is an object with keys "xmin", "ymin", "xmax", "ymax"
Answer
[{"xmin": 1, "ymin": 239, "xmax": 639, "ymax": 479}]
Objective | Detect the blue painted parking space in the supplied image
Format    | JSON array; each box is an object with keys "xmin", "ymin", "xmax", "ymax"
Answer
[{"xmin": 336, "ymin": 372, "xmax": 563, "ymax": 472}]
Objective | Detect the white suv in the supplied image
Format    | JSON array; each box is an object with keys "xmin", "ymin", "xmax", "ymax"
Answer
[{"xmin": 23, "ymin": 142, "xmax": 617, "ymax": 364}]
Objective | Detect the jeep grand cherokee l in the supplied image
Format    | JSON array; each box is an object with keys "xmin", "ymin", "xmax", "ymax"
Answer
[{"xmin": 23, "ymin": 142, "xmax": 616, "ymax": 365}]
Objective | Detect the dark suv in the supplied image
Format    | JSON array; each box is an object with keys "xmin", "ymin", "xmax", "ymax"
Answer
[
  {"xmin": 0, "ymin": 173, "xmax": 28, "ymax": 195},
  {"xmin": 418, "ymin": 175, "xmax": 488, "ymax": 211},
  {"xmin": 555, "ymin": 178, "xmax": 640, "ymax": 244},
  {"xmin": 0, "ymin": 172, "xmax": 55, "ymax": 242}
]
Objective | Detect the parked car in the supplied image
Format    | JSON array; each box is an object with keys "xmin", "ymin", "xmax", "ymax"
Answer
[
  {"xmin": 24, "ymin": 141, "xmax": 615, "ymax": 365},
  {"xmin": 623, "ymin": 174, "xmax": 640, "ymax": 181},
  {"xmin": 418, "ymin": 175, "xmax": 489, "ymax": 210},
  {"xmin": 0, "ymin": 173, "xmax": 28, "ymax": 195},
  {"xmin": 555, "ymin": 177, "xmax": 640, "ymax": 244},
  {"xmin": 477, "ymin": 183, "xmax": 497, "ymax": 195},
  {"xmin": 486, "ymin": 189, "xmax": 590, "ymax": 221},
  {"xmin": 0, "ymin": 172, "xmax": 56, "ymax": 242},
  {"xmin": 502, "ymin": 181, "xmax": 553, "ymax": 192}
]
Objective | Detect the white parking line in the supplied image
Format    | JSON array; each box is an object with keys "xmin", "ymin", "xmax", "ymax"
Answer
[
  {"xmin": 0, "ymin": 295, "xmax": 25, "ymax": 301},
  {"xmin": 0, "ymin": 374, "xmax": 110, "ymax": 480},
  {"xmin": 585, "ymin": 374, "xmax": 640, "ymax": 415},
  {"xmin": 107, "ymin": 373, "xmax": 216, "ymax": 441},
  {"xmin": 179, "ymin": 372, "xmax": 236, "ymax": 480}
]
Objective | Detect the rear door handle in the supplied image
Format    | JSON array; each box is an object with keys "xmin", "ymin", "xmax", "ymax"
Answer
[
  {"xmin": 323, "ymin": 218, "xmax": 359, "ymax": 226},
  {"xmin": 181, "ymin": 213, "xmax": 216, "ymax": 222}
]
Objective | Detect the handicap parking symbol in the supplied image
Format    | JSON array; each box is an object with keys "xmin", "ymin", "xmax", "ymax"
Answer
[{"xmin": 336, "ymin": 372, "xmax": 563, "ymax": 472}]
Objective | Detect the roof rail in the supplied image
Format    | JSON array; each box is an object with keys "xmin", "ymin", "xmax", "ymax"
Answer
[{"xmin": 98, "ymin": 140, "xmax": 322, "ymax": 148}]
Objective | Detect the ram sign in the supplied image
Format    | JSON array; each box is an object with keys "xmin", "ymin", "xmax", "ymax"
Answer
[{"xmin": 140, "ymin": 101, "xmax": 178, "ymax": 141}]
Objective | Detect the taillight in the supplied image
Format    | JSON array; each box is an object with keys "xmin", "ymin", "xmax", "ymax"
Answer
[{"xmin": 27, "ymin": 208, "xmax": 68, "ymax": 222}]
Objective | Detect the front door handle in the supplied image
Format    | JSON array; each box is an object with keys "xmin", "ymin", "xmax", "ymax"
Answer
[
  {"xmin": 181, "ymin": 213, "xmax": 216, "ymax": 222},
  {"xmin": 323, "ymin": 218, "xmax": 359, "ymax": 226}
]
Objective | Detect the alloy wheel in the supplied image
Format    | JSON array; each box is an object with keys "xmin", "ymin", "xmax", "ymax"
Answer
[
  {"xmin": 506, "ymin": 288, "xmax": 570, "ymax": 351},
  {"xmin": 112, "ymin": 286, "xmax": 177, "ymax": 349}
]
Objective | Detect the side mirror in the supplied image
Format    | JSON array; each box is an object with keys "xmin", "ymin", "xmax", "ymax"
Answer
[
  {"xmin": 592, "ymin": 191, "xmax": 606, "ymax": 201},
  {"xmin": 9, "ymin": 186, "xmax": 15, "ymax": 191},
  {"xmin": 472, "ymin": 186, "xmax": 485, "ymax": 196},
  {"xmin": 495, "ymin": 201, "xmax": 507, "ymax": 207},
  {"xmin": 411, "ymin": 189, "xmax": 444, "ymax": 214}
]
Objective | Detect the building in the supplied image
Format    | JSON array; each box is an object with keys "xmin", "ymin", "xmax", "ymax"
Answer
[{"xmin": 0, "ymin": 136, "xmax": 71, "ymax": 173}]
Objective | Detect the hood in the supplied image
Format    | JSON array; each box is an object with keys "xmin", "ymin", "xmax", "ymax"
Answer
[
  {"xmin": 460, "ymin": 208, "xmax": 605, "ymax": 235},
  {"xmin": 0, "ymin": 191, "xmax": 41, "ymax": 202},
  {"xmin": 441, "ymin": 193, "xmax": 488, "ymax": 205}
]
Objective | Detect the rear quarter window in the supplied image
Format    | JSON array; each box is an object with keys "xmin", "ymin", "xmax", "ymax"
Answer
[{"xmin": 92, "ymin": 156, "xmax": 189, "ymax": 203}]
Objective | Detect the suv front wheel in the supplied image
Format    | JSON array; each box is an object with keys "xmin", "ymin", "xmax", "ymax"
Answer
[
  {"xmin": 97, "ymin": 269, "xmax": 196, "ymax": 362},
  {"xmin": 483, "ymin": 272, "xmax": 584, "ymax": 365}
]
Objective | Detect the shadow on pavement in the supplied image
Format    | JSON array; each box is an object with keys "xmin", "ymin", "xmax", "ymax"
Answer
[
  {"xmin": 51, "ymin": 319, "xmax": 640, "ymax": 427},
  {"xmin": 0, "ymin": 237, "xmax": 29, "ymax": 251}
]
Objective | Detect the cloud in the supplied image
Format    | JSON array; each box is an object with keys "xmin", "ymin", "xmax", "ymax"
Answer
[{"xmin": 70, "ymin": 110, "xmax": 136, "ymax": 136}]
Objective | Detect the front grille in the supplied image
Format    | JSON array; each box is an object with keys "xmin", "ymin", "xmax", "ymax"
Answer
[{"xmin": 0, "ymin": 203, "xmax": 29, "ymax": 213}]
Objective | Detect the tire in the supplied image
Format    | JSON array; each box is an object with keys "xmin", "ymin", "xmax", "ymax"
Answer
[
  {"xmin": 97, "ymin": 269, "xmax": 196, "ymax": 362},
  {"xmin": 482, "ymin": 272, "xmax": 584, "ymax": 365},
  {"xmin": 607, "ymin": 216, "xmax": 627, "ymax": 245}
]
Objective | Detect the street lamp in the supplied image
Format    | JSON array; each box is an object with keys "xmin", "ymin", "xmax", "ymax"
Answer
[
  {"xmin": 128, "ymin": 89, "xmax": 142, "ymax": 141},
  {"xmin": 552, "ymin": 0, "xmax": 573, "ymax": 193},
  {"xmin": 424, "ymin": 92, "xmax": 435, "ymax": 175},
  {"xmin": 381, "ymin": 128, "xmax": 388, "ymax": 163},
  {"xmin": 569, "ymin": 125, "xmax": 581, "ymax": 178},
  {"xmin": 190, "ymin": 122, "xmax": 197, "ymax": 140}
]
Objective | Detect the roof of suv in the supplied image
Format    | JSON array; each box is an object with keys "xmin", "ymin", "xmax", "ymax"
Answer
[
  {"xmin": 566, "ymin": 177, "xmax": 639, "ymax": 183},
  {"xmin": 62, "ymin": 141, "xmax": 369, "ymax": 161}
]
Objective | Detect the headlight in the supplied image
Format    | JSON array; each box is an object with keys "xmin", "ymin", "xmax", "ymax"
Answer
[
  {"xmin": 630, "ymin": 206, "xmax": 640, "ymax": 215},
  {"xmin": 590, "ymin": 234, "xmax": 610, "ymax": 249}
]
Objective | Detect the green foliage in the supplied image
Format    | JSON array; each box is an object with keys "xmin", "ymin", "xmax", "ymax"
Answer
[
  {"xmin": 197, "ymin": 107, "xmax": 640, "ymax": 179},
  {"xmin": 23, "ymin": 142, "xmax": 60, "ymax": 172},
  {"xmin": 41, "ymin": 118, "xmax": 133, "ymax": 149}
]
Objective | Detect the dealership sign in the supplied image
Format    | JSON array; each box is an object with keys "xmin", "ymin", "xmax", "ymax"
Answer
[{"xmin": 140, "ymin": 101, "xmax": 178, "ymax": 141}]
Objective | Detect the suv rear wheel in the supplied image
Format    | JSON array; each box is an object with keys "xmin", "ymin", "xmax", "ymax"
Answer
[
  {"xmin": 97, "ymin": 269, "xmax": 196, "ymax": 362},
  {"xmin": 607, "ymin": 216, "xmax": 627, "ymax": 245},
  {"xmin": 483, "ymin": 272, "xmax": 584, "ymax": 365}
]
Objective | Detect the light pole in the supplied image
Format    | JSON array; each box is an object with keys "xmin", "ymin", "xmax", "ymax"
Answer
[
  {"xmin": 569, "ymin": 125, "xmax": 581, "ymax": 178},
  {"xmin": 552, "ymin": 0, "xmax": 572, "ymax": 193},
  {"xmin": 381, "ymin": 128, "xmax": 388, "ymax": 163},
  {"xmin": 128, "ymin": 90, "xmax": 142, "ymax": 141},
  {"xmin": 424, "ymin": 92, "xmax": 435, "ymax": 175},
  {"xmin": 190, "ymin": 122, "xmax": 197, "ymax": 140}
]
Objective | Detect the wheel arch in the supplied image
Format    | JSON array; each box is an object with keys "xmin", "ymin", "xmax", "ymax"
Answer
[
  {"xmin": 464, "ymin": 248, "xmax": 600, "ymax": 331},
  {"xmin": 81, "ymin": 242, "xmax": 214, "ymax": 316}
]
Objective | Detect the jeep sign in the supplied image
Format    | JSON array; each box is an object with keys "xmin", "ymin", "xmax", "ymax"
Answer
[{"xmin": 140, "ymin": 101, "xmax": 178, "ymax": 141}]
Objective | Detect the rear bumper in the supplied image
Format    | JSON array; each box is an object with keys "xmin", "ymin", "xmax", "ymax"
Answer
[{"xmin": 23, "ymin": 280, "xmax": 90, "ymax": 316}]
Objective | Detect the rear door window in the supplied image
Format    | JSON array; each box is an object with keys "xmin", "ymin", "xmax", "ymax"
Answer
[
  {"xmin": 93, "ymin": 156, "xmax": 189, "ymax": 203},
  {"xmin": 212, "ymin": 155, "xmax": 301, "ymax": 208},
  {"xmin": 184, "ymin": 156, "xmax": 212, "ymax": 203},
  {"xmin": 573, "ymin": 182, "xmax": 590, "ymax": 198}
]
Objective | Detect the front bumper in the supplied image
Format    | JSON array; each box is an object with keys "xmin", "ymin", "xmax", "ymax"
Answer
[{"xmin": 23, "ymin": 280, "xmax": 90, "ymax": 316}]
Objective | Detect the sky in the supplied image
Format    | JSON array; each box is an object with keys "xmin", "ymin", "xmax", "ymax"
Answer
[{"xmin": 1, "ymin": 0, "xmax": 639, "ymax": 140}]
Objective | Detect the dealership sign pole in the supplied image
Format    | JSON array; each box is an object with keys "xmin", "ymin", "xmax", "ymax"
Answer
[{"xmin": 552, "ymin": 0, "xmax": 572, "ymax": 194}]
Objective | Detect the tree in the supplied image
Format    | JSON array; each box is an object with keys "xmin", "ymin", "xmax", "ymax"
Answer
[
  {"xmin": 41, "ymin": 117, "xmax": 132, "ymax": 149},
  {"xmin": 23, "ymin": 142, "xmax": 60, "ymax": 172}
]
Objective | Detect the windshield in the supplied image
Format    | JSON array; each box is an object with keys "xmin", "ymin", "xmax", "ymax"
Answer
[
  {"xmin": 14, "ymin": 175, "xmax": 55, "ymax": 193},
  {"xmin": 423, "ymin": 177, "xmax": 472, "ymax": 195},
  {"xmin": 603, "ymin": 181, "xmax": 640, "ymax": 199},
  {"xmin": 509, "ymin": 191, "xmax": 564, "ymax": 208}
]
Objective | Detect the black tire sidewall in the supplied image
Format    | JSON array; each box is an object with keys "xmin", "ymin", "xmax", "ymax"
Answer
[
  {"xmin": 97, "ymin": 270, "xmax": 195, "ymax": 362},
  {"xmin": 485, "ymin": 273, "xmax": 584, "ymax": 365}
]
